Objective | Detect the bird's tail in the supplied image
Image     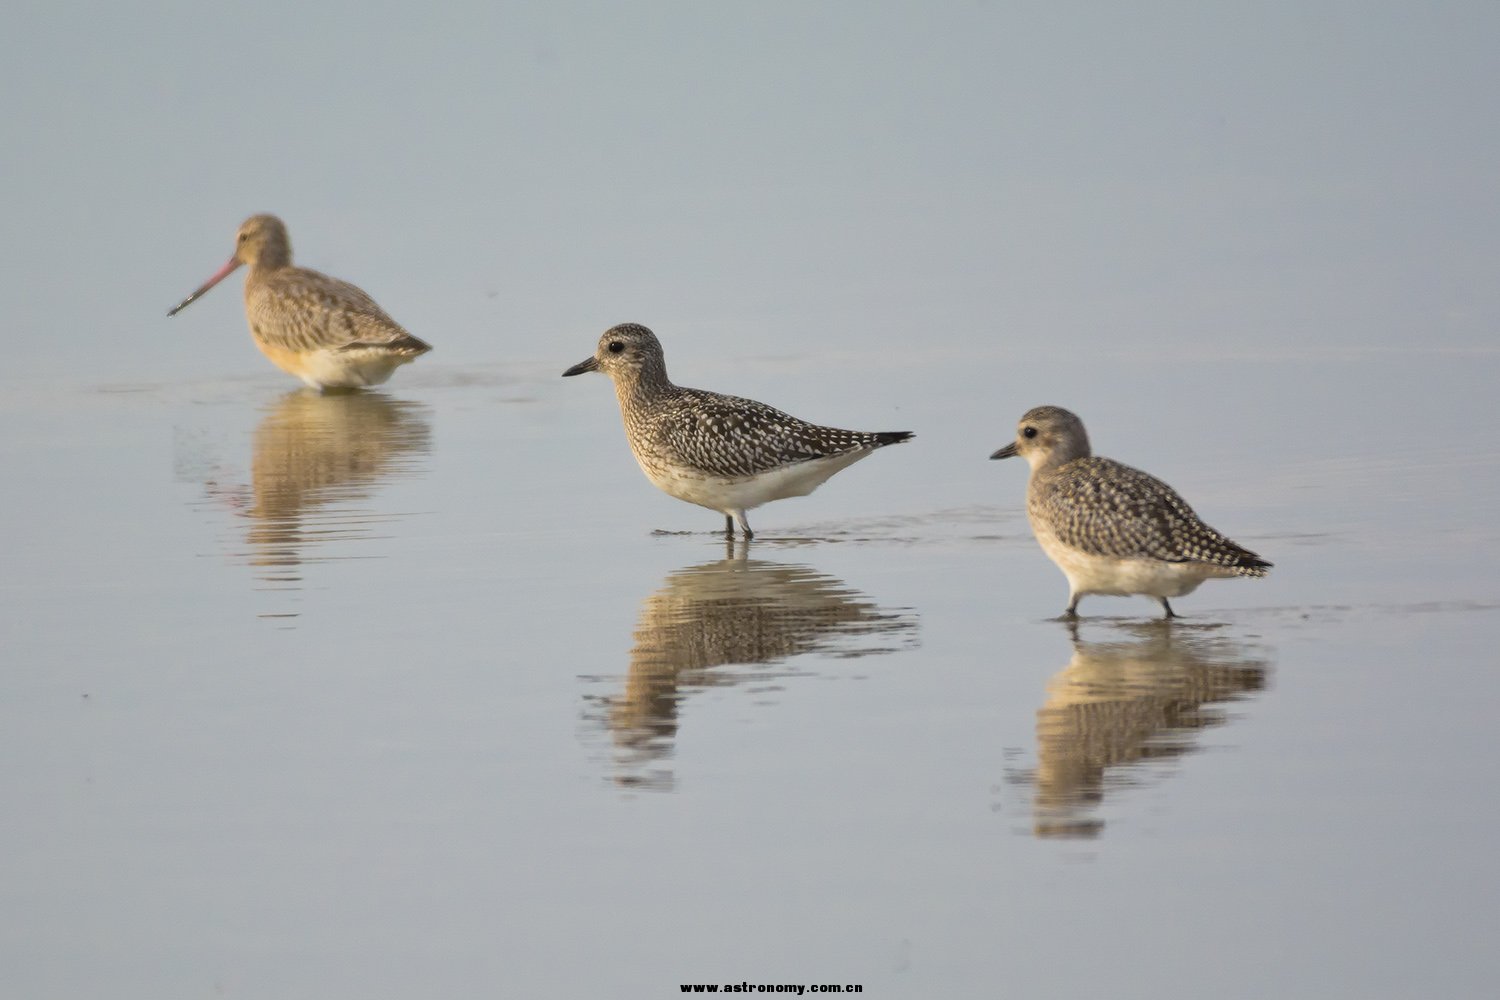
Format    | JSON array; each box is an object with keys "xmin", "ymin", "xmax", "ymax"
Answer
[
  {"xmin": 873, "ymin": 431, "xmax": 914, "ymax": 447},
  {"xmin": 1233, "ymin": 554, "xmax": 1272, "ymax": 577}
]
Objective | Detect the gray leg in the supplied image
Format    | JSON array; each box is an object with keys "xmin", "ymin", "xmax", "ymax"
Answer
[
  {"xmin": 724, "ymin": 514, "xmax": 735, "ymax": 538},
  {"xmin": 735, "ymin": 511, "xmax": 754, "ymax": 540},
  {"xmin": 1064, "ymin": 596, "xmax": 1080, "ymax": 618},
  {"xmin": 1159, "ymin": 597, "xmax": 1179, "ymax": 619}
]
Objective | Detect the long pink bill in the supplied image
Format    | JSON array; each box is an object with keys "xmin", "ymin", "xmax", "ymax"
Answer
[{"xmin": 167, "ymin": 256, "xmax": 243, "ymax": 316}]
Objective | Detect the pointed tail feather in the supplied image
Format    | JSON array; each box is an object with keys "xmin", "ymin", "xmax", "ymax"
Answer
[{"xmin": 1235, "ymin": 553, "xmax": 1272, "ymax": 577}]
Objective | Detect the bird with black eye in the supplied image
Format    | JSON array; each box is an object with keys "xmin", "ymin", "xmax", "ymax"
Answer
[
  {"xmin": 563, "ymin": 323, "xmax": 912, "ymax": 537},
  {"xmin": 991, "ymin": 405, "xmax": 1270, "ymax": 619}
]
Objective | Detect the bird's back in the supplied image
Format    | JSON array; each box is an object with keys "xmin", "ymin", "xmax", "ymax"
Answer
[
  {"xmin": 627, "ymin": 385, "xmax": 910, "ymax": 480},
  {"xmin": 247, "ymin": 266, "xmax": 431, "ymax": 357},
  {"xmin": 1032, "ymin": 456, "xmax": 1268, "ymax": 574}
]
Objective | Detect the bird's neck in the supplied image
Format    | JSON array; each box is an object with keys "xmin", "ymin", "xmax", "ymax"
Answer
[
  {"xmin": 1030, "ymin": 446, "xmax": 1089, "ymax": 479},
  {"xmin": 613, "ymin": 365, "xmax": 675, "ymax": 411},
  {"xmin": 250, "ymin": 246, "xmax": 293, "ymax": 272}
]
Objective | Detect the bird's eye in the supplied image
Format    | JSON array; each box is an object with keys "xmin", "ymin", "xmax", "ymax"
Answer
[
  {"xmin": 607, "ymin": 341, "xmax": 625, "ymax": 354},
  {"xmin": 1022, "ymin": 426, "xmax": 1038, "ymax": 439}
]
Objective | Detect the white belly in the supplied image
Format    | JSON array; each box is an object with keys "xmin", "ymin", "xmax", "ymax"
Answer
[
  {"xmin": 1033, "ymin": 524, "xmax": 1223, "ymax": 600},
  {"xmin": 639, "ymin": 450, "xmax": 876, "ymax": 515},
  {"xmin": 294, "ymin": 349, "xmax": 410, "ymax": 390}
]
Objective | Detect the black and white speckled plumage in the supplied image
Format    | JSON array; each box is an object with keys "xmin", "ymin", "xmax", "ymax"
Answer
[
  {"xmin": 563, "ymin": 323, "xmax": 912, "ymax": 536},
  {"xmin": 992, "ymin": 405, "xmax": 1269, "ymax": 618},
  {"xmin": 627, "ymin": 385, "xmax": 906, "ymax": 480},
  {"xmin": 1031, "ymin": 455, "xmax": 1268, "ymax": 572}
]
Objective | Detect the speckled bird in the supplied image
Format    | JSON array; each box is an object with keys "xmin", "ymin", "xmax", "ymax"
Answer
[
  {"xmin": 168, "ymin": 214, "xmax": 431, "ymax": 390},
  {"xmin": 563, "ymin": 323, "xmax": 913, "ymax": 538},
  {"xmin": 991, "ymin": 405, "xmax": 1269, "ymax": 618}
]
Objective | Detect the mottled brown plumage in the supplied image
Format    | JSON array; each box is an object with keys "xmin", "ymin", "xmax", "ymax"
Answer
[{"xmin": 169, "ymin": 214, "xmax": 430, "ymax": 390}]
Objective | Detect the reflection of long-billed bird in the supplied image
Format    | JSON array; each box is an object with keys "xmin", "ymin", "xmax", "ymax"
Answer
[
  {"xmin": 592, "ymin": 547, "xmax": 919, "ymax": 789},
  {"xmin": 1023, "ymin": 623, "xmax": 1269, "ymax": 838},
  {"xmin": 205, "ymin": 391, "xmax": 431, "ymax": 607}
]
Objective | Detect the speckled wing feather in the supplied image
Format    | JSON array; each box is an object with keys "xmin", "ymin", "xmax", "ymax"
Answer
[
  {"xmin": 250, "ymin": 268, "xmax": 431, "ymax": 355},
  {"xmin": 1035, "ymin": 457, "xmax": 1268, "ymax": 572},
  {"xmin": 652, "ymin": 388, "xmax": 890, "ymax": 479}
]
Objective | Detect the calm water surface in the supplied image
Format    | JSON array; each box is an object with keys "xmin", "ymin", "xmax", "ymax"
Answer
[{"xmin": 1, "ymin": 348, "xmax": 1497, "ymax": 998}]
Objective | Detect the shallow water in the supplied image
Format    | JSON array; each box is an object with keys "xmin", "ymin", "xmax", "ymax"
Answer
[{"xmin": 2, "ymin": 345, "xmax": 1496, "ymax": 998}]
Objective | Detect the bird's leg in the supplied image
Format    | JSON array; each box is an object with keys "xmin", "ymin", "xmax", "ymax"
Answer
[
  {"xmin": 1159, "ymin": 597, "xmax": 1179, "ymax": 619},
  {"xmin": 734, "ymin": 511, "xmax": 754, "ymax": 540},
  {"xmin": 724, "ymin": 514, "xmax": 735, "ymax": 538},
  {"xmin": 1065, "ymin": 595, "xmax": 1081, "ymax": 618}
]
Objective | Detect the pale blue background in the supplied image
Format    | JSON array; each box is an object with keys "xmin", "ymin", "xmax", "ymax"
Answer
[{"xmin": 7, "ymin": 2, "xmax": 1497, "ymax": 379}]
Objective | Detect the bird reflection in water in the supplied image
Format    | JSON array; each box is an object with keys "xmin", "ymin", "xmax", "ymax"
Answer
[
  {"xmin": 1016, "ymin": 621, "xmax": 1270, "ymax": 838},
  {"xmin": 201, "ymin": 390, "xmax": 431, "ymax": 622},
  {"xmin": 587, "ymin": 542, "xmax": 919, "ymax": 790}
]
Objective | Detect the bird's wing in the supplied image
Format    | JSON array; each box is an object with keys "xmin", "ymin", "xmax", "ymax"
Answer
[
  {"xmin": 252, "ymin": 269, "xmax": 430, "ymax": 355},
  {"xmin": 657, "ymin": 390, "xmax": 874, "ymax": 479},
  {"xmin": 1038, "ymin": 458, "xmax": 1252, "ymax": 566}
]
